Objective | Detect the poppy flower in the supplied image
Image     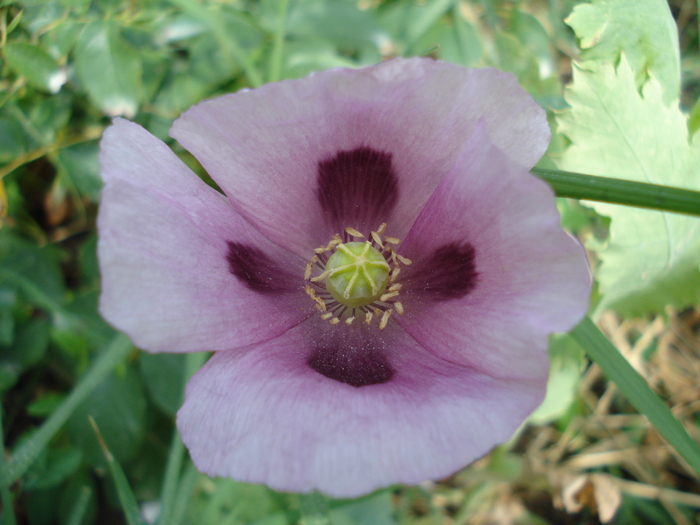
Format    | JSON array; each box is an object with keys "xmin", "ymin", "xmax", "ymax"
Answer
[{"xmin": 98, "ymin": 58, "xmax": 590, "ymax": 497}]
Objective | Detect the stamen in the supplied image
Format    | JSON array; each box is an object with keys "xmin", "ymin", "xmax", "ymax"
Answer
[
  {"xmin": 390, "ymin": 267, "xmax": 401, "ymax": 282},
  {"xmin": 380, "ymin": 291, "xmax": 399, "ymax": 302},
  {"xmin": 304, "ymin": 256, "xmax": 318, "ymax": 280},
  {"xmin": 371, "ymin": 231, "xmax": 384, "ymax": 249},
  {"xmin": 305, "ymin": 226, "xmax": 409, "ymax": 328},
  {"xmin": 345, "ymin": 227, "xmax": 364, "ymax": 238},
  {"xmin": 379, "ymin": 310, "xmax": 391, "ymax": 329},
  {"xmin": 396, "ymin": 254, "xmax": 412, "ymax": 265}
]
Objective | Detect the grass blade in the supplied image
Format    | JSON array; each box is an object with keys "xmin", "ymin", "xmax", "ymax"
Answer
[
  {"xmin": 532, "ymin": 167, "xmax": 700, "ymax": 217},
  {"xmin": 156, "ymin": 352, "xmax": 208, "ymax": 525},
  {"xmin": 3, "ymin": 334, "xmax": 132, "ymax": 485},
  {"xmin": 570, "ymin": 316, "xmax": 700, "ymax": 477},
  {"xmin": 90, "ymin": 417, "xmax": 147, "ymax": 525},
  {"xmin": 65, "ymin": 486, "xmax": 92, "ymax": 525}
]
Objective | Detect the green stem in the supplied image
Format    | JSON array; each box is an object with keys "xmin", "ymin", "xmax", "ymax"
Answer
[
  {"xmin": 268, "ymin": 0, "xmax": 289, "ymax": 83},
  {"xmin": 570, "ymin": 317, "xmax": 700, "ymax": 477},
  {"xmin": 532, "ymin": 167, "xmax": 700, "ymax": 217},
  {"xmin": 2, "ymin": 334, "xmax": 132, "ymax": 485}
]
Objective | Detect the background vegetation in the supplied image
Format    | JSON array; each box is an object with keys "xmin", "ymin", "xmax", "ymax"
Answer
[{"xmin": 1, "ymin": 0, "xmax": 700, "ymax": 523}]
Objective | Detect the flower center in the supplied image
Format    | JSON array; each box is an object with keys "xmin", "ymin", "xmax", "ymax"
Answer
[
  {"xmin": 324, "ymin": 242, "xmax": 389, "ymax": 308},
  {"xmin": 304, "ymin": 225, "xmax": 411, "ymax": 329}
]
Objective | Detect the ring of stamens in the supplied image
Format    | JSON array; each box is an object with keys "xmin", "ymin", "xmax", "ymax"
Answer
[{"xmin": 304, "ymin": 223, "xmax": 411, "ymax": 329}]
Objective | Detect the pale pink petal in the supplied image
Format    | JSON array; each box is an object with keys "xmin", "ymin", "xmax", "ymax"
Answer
[
  {"xmin": 177, "ymin": 322, "xmax": 545, "ymax": 497},
  {"xmin": 98, "ymin": 119, "xmax": 310, "ymax": 353},
  {"xmin": 396, "ymin": 122, "xmax": 591, "ymax": 379},
  {"xmin": 170, "ymin": 58, "xmax": 549, "ymax": 257}
]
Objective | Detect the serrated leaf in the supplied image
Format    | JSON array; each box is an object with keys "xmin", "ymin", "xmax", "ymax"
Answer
[
  {"xmin": 566, "ymin": 0, "xmax": 680, "ymax": 104},
  {"xmin": 557, "ymin": 58, "xmax": 700, "ymax": 315},
  {"xmin": 75, "ymin": 21, "xmax": 143, "ymax": 117},
  {"xmin": 4, "ymin": 42, "xmax": 66, "ymax": 93}
]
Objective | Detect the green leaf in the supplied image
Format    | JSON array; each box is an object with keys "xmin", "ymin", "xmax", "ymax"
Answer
[
  {"xmin": 0, "ymin": 232, "xmax": 66, "ymax": 312},
  {"xmin": 68, "ymin": 363, "xmax": 147, "ymax": 466},
  {"xmin": 570, "ymin": 317, "xmax": 700, "ymax": 478},
  {"xmin": 2, "ymin": 334, "xmax": 132, "ymax": 484},
  {"xmin": 529, "ymin": 334, "xmax": 585, "ymax": 425},
  {"xmin": 139, "ymin": 353, "xmax": 186, "ymax": 416},
  {"xmin": 24, "ymin": 446, "xmax": 83, "ymax": 490},
  {"xmin": 565, "ymin": 0, "xmax": 680, "ymax": 103},
  {"xmin": 556, "ymin": 58, "xmax": 700, "ymax": 315},
  {"xmin": 4, "ymin": 43, "xmax": 66, "ymax": 93},
  {"xmin": 75, "ymin": 21, "xmax": 143, "ymax": 118},
  {"xmin": 0, "ymin": 318, "xmax": 50, "ymax": 391}
]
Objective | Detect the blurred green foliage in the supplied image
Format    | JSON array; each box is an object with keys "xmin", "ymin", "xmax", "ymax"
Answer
[{"xmin": 1, "ymin": 0, "xmax": 699, "ymax": 524}]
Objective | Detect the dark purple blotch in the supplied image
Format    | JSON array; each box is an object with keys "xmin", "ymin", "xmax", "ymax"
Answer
[
  {"xmin": 226, "ymin": 242, "xmax": 296, "ymax": 295},
  {"xmin": 408, "ymin": 243, "xmax": 478, "ymax": 299},
  {"xmin": 316, "ymin": 147, "xmax": 399, "ymax": 229},
  {"xmin": 308, "ymin": 339, "xmax": 394, "ymax": 387}
]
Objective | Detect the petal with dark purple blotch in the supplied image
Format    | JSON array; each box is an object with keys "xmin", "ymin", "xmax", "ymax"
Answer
[
  {"xmin": 171, "ymin": 58, "xmax": 550, "ymax": 257},
  {"xmin": 99, "ymin": 119, "xmax": 309, "ymax": 353},
  {"xmin": 177, "ymin": 322, "xmax": 545, "ymax": 497},
  {"xmin": 397, "ymin": 122, "xmax": 591, "ymax": 379}
]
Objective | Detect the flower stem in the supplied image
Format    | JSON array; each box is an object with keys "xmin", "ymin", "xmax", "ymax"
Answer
[
  {"xmin": 532, "ymin": 167, "xmax": 700, "ymax": 217},
  {"xmin": 570, "ymin": 316, "xmax": 700, "ymax": 478}
]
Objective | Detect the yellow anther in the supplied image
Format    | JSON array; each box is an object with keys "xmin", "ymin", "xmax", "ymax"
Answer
[
  {"xmin": 379, "ymin": 310, "xmax": 391, "ymax": 330},
  {"xmin": 385, "ymin": 236, "xmax": 400, "ymax": 245},
  {"xmin": 321, "ymin": 312, "xmax": 333, "ymax": 320},
  {"xmin": 390, "ymin": 267, "xmax": 401, "ymax": 282},
  {"xmin": 345, "ymin": 316, "xmax": 355, "ymax": 326},
  {"xmin": 393, "ymin": 301, "xmax": 404, "ymax": 315},
  {"xmin": 365, "ymin": 311, "xmax": 373, "ymax": 325},
  {"xmin": 329, "ymin": 317, "xmax": 340, "ymax": 325},
  {"xmin": 388, "ymin": 283, "xmax": 402, "ymax": 292},
  {"xmin": 345, "ymin": 227, "xmax": 364, "ymax": 238}
]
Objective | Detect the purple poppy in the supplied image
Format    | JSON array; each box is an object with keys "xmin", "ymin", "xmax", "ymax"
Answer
[{"xmin": 98, "ymin": 58, "xmax": 590, "ymax": 497}]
